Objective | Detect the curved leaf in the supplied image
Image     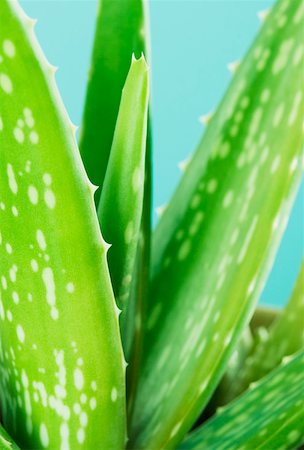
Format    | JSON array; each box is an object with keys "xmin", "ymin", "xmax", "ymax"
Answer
[
  {"xmin": 229, "ymin": 262, "xmax": 304, "ymax": 400},
  {"xmin": 179, "ymin": 352, "xmax": 304, "ymax": 450},
  {"xmin": 130, "ymin": 0, "xmax": 304, "ymax": 447},
  {"xmin": 0, "ymin": 1, "xmax": 125, "ymax": 448},
  {"xmin": 208, "ymin": 305, "xmax": 280, "ymax": 415}
]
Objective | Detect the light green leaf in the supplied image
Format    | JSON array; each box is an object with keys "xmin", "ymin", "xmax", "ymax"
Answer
[
  {"xmin": 126, "ymin": 118, "xmax": 152, "ymax": 418},
  {"xmin": 208, "ymin": 305, "xmax": 280, "ymax": 414},
  {"xmin": 207, "ymin": 327, "xmax": 253, "ymax": 417},
  {"xmin": 230, "ymin": 262, "xmax": 304, "ymax": 399},
  {"xmin": 79, "ymin": 0, "xmax": 153, "ymax": 408},
  {"xmin": 97, "ymin": 54, "xmax": 149, "ymax": 346},
  {"xmin": 0, "ymin": 1, "xmax": 125, "ymax": 449},
  {"xmin": 0, "ymin": 426, "xmax": 20, "ymax": 450},
  {"xmin": 129, "ymin": 0, "xmax": 304, "ymax": 447},
  {"xmin": 179, "ymin": 351, "xmax": 304, "ymax": 450},
  {"xmin": 79, "ymin": 0, "xmax": 149, "ymax": 203}
]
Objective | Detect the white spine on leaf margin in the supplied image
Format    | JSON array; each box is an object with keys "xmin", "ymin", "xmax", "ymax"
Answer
[
  {"xmin": 227, "ymin": 60, "xmax": 240, "ymax": 74},
  {"xmin": 199, "ymin": 112, "xmax": 213, "ymax": 126},
  {"xmin": 10, "ymin": 0, "xmax": 116, "ymax": 274},
  {"xmin": 178, "ymin": 156, "xmax": 192, "ymax": 172},
  {"xmin": 257, "ymin": 9, "xmax": 271, "ymax": 22}
]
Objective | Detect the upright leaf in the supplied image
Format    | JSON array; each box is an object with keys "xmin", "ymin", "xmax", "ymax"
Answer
[
  {"xmin": 0, "ymin": 1, "xmax": 125, "ymax": 448},
  {"xmin": 79, "ymin": 0, "xmax": 149, "ymax": 202},
  {"xmin": 130, "ymin": 0, "xmax": 304, "ymax": 447},
  {"xmin": 79, "ymin": 0, "xmax": 153, "ymax": 410},
  {"xmin": 179, "ymin": 352, "xmax": 304, "ymax": 450},
  {"xmin": 126, "ymin": 119, "xmax": 152, "ymax": 414},
  {"xmin": 98, "ymin": 54, "xmax": 149, "ymax": 346}
]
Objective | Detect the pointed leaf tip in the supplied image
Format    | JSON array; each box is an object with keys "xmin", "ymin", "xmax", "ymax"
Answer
[{"xmin": 131, "ymin": 52, "xmax": 149, "ymax": 72}]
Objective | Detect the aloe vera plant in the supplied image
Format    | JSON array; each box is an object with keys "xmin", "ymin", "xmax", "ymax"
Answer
[{"xmin": 0, "ymin": 0, "xmax": 303, "ymax": 449}]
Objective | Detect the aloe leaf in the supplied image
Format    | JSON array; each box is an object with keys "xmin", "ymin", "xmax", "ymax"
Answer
[
  {"xmin": 203, "ymin": 327, "xmax": 253, "ymax": 420},
  {"xmin": 208, "ymin": 305, "xmax": 281, "ymax": 415},
  {"xmin": 125, "ymin": 118, "xmax": 152, "ymax": 422},
  {"xmin": 79, "ymin": 0, "xmax": 149, "ymax": 203},
  {"xmin": 79, "ymin": 0, "xmax": 152, "ymax": 409},
  {"xmin": 129, "ymin": 0, "xmax": 304, "ymax": 447},
  {"xmin": 97, "ymin": 54, "xmax": 149, "ymax": 345},
  {"xmin": 0, "ymin": 2, "xmax": 125, "ymax": 449},
  {"xmin": 179, "ymin": 351, "xmax": 304, "ymax": 450},
  {"xmin": 230, "ymin": 262, "xmax": 304, "ymax": 399},
  {"xmin": 0, "ymin": 426, "xmax": 20, "ymax": 450}
]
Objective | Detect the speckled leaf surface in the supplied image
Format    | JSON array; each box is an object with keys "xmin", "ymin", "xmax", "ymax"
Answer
[
  {"xmin": 79, "ymin": 0, "xmax": 152, "ymax": 407},
  {"xmin": 230, "ymin": 262, "xmax": 304, "ymax": 399},
  {"xmin": 207, "ymin": 306, "xmax": 281, "ymax": 416},
  {"xmin": 207, "ymin": 327, "xmax": 254, "ymax": 417},
  {"xmin": 0, "ymin": 426, "xmax": 19, "ymax": 450},
  {"xmin": 98, "ymin": 55, "xmax": 149, "ymax": 345},
  {"xmin": 130, "ymin": 0, "xmax": 304, "ymax": 447},
  {"xmin": 179, "ymin": 351, "xmax": 304, "ymax": 450},
  {"xmin": 209, "ymin": 305, "xmax": 281, "ymax": 413},
  {"xmin": 80, "ymin": 0, "xmax": 149, "ymax": 203},
  {"xmin": 0, "ymin": 1, "xmax": 125, "ymax": 449}
]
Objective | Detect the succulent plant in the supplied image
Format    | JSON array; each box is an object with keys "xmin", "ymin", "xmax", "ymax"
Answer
[{"xmin": 0, "ymin": 0, "xmax": 303, "ymax": 449}]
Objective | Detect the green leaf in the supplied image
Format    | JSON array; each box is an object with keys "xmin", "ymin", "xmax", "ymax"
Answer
[
  {"xmin": 0, "ymin": 426, "xmax": 20, "ymax": 450},
  {"xmin": 179, "ymin": 351, "xmax": 304, "ymax": 450},
  {"xmin": 79, "ymin": 0, "xmax": 153, "ymax": 408},
  {"xmin": 79, "ymin": 0, "xmax": 149, "ymax": 203},
  {"xmin": 208, "ymin": 305, "xmax": 280, "ymax": 414},
  {"xmin": 0, "ymin": 2, "xmax": 125, "ymax": 449},
  {"xmin": 126, "ymin": 119, "xmax": 152, "ymax": 418},
  {"xmin": 97, "ymin": 54, "xmax": 149, "ymax": 345},
  {"xmin": 230, "ymin": 262, "xmax": 304, "ymax": 399},
  {"xmin": 206, "ymin": 326, "xmax": 254, "ymax": 418},
  {"xmin": 129, "ymin": 0, "xmax": 304, "ymax": 447}
]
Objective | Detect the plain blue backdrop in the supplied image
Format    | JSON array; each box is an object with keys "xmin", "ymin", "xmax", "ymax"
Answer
[{"xmin": 20, "ymin": 0, "xmax": 304, "ymax": 308}]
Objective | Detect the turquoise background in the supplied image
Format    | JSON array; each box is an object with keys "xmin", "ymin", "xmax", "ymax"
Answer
[{"xmin": 20, "ymin": 0, "xmax": 303, "ymax": 308}]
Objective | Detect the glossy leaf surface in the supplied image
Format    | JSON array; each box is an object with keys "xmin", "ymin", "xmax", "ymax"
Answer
[
  {"xmin": 130, "ymin": 0, "xmax": 304, "ymax": 447},
  {"xmin": 230, "ymin": 262, "xmax": 304, "ymax": 399},
  {"xmin": 98, "ymin": 55, "xmax": 149, "ymax": 343},
  {"xmin": 180, "ymin": 352, "xmax": 304, "ymax": 450},
  {"xmin": 80, "ymin": 0, "xmax": 149, "ymax": 202},
  {"xmin": 0, "ymin": 2, "xmax": 125, "ymax": 448}
]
